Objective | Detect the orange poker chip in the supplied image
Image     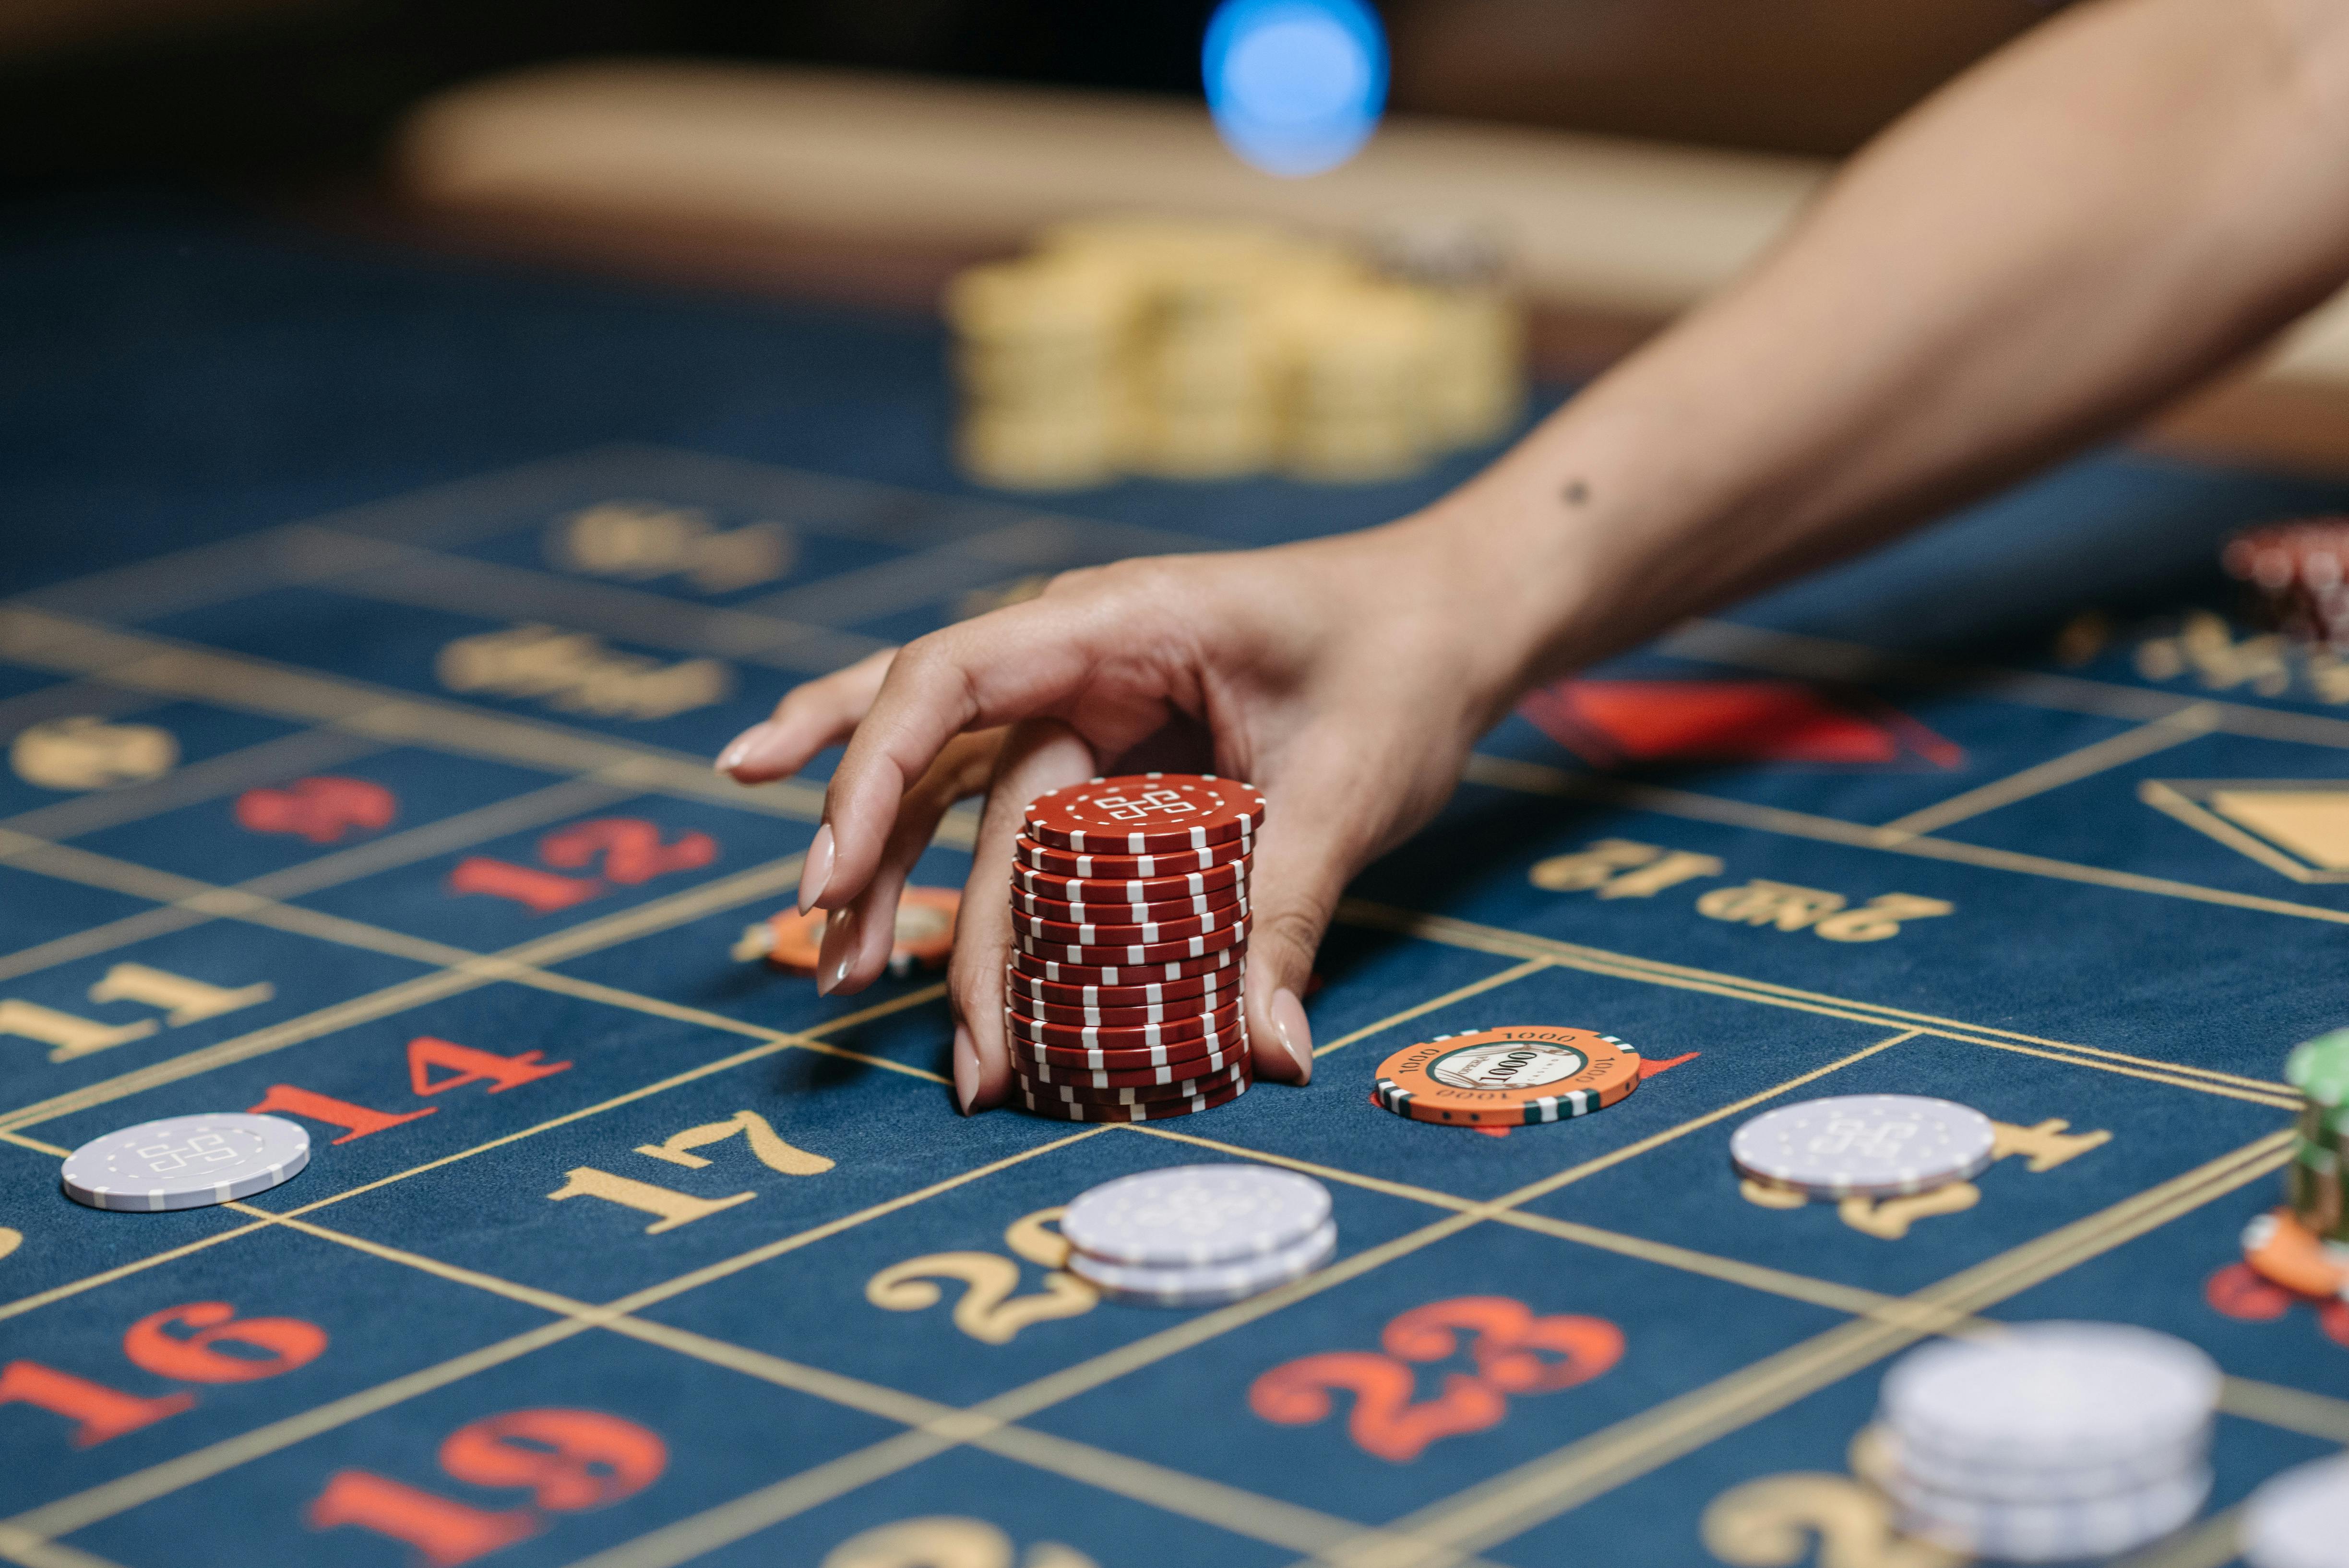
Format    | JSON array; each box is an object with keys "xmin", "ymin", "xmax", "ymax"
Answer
[
  {"xmin": 733, "ymin": 886, "xmax": 959, "ymax": 977},
  {"xmin": 2241, "ymin": 1207, "xmax": 2349, "ymax": 1297},
  {"xmin": 1373, "ymin": 1027, "xmax": 1641, "ymax": 1127}
]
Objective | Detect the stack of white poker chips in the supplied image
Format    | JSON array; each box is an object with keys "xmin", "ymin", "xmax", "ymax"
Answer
[
  {"xmin": 1059, "ymin": 1164, "xmax": 1335, "ymax": 1308},
  {"xmin": 2242, "ymin": 1452, "xmax": 2349, "ymax": 1568},
  {"xmin": 1872, "ymin": 1324, "xmax": 2222, "ymax": 1562}
]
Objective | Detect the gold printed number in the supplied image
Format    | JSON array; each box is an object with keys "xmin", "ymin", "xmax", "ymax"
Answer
[
  {"xmin": 635, "ymin": 1109, "xmax": 834, "ymax": 1176},
  {"xmin": 865, "ymin": 1208, "xmax": 1100, "ymax": 1345},
  {"xmin": 1738, "ymin": 1118, "xmax": 2107, "ymax": 1241},
  {"xmin": 1990, "ymin": 1118, "xmax": 2110, "ymax": 1171},
  {"xmin": 820, "ymin": 1517, "xmax": 1098, "ymax": 1568},
  {"xmin": 1701, "ymin": 1473, "xmax": 1965, "ymax": 1568},
  {"xmin": 1836, "ymin": 1184, "xmax": 1980, "ymax": 1241}
]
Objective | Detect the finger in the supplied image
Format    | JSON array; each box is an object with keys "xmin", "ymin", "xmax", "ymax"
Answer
[
  {"xmin": 948, "ymin": 719, "xmax": 1096, "ymax": 1114},
  {"xmin": 816, "ymin": 727, "xmax": 1007, "ymax": 997},
  {"xmin": 1242, "ymin": 736, "xmax": 1387, "ymax": 1088},
  {"xmin": 816, "ymin": 590, "xmax": 1182, "ymax": 915},
  {"xmin": 715, "ymin": 646, "xmax": 897, "ymax": 783}
]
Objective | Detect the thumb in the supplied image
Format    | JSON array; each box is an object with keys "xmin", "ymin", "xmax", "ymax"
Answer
[{"xmin": 1244, "ymin": 761, "xmax": 1371, "ymax": 1089}]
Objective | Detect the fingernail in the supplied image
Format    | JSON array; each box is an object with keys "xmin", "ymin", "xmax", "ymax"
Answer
[
  {"xmin": 715, "ymin": 721, "xmax": 774, "ymax": 775},
  {"xmin": 1271, "ymin": 987, "xmax": 1313, "ymax": 1084},
  {"xmin": 798, "ymin": 824, "xmax": 835, "ymax": 914},
  {"xmin": 817, "ymin": 907, "xmax": 854, "ymax": 995},
  {"xmin": 952, "ymin": 1025, "xmax": 978, "ymax": 1116}
]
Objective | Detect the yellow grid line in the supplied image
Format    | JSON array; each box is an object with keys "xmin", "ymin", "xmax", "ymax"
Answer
[
  {"xmin": 0, "ymin": 1022, "xmax": 1920, "ymax": 1552},
  {"xmin": 0, "ymin": 1128, "xmax": 1108, "ymax": 1546},
  {"xmin": 1340, "ymin": 899, "xmax": 2296, "ymax": 1101},
  {"xmin": 0, "ymin": 982, "xmax": 943, "ymax": 1326},
  {"xmin": 1876, "ymin": 704, "xmax": 2222, "ymax": 839},
  {"xmin": 0, "ymin": 850, "xmax": 841, "ymax": 1134},
  {"xmin": 0, "ymin": 459, "xmax": 2333, "ymax": 1568},
  {"xmin": 1344, "ymin": 1133, "xmax": 2297, "ymax": 1566},
  {"xmin": 235, "ymin": 1208, "xmax": 1491, "ymax": 1568}
]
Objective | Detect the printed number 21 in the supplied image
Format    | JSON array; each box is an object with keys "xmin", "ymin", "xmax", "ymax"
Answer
[{"xmin": 448, "ymin": 818, "xmax": 717, "ymax": 914}]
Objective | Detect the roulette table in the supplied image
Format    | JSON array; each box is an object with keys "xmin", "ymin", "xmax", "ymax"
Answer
[{"xmin": 3, "ymin": 193, "xmax": 2348, "ymax": 1568}]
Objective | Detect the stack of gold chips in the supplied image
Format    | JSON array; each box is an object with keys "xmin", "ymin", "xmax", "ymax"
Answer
[
  {"xmin": 942, "ymin": 214, "xmax": 1525, "ymax": 491},
  {"xmin": 944, "ymin": 260, "xmax": 1130, "ymax": 490}
]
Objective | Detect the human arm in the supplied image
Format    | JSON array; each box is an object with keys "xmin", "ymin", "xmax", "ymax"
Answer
[{"xmin": 720, "ymin": 0, "xmax": 2349, "ymax": 1110}]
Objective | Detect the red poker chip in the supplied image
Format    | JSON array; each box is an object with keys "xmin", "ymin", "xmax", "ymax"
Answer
[
  {"xmin": 1014, "ymin": 992, "xmax": 1238, "ymax": 1027},
  {"xmin": 1015, "ymin": 1075, "xmax": 1249, "ymax": 1122},
  {"xmin": 1024, "ymin": 774, "xmax": 1266, "ymax": 855},
  {"xmin": 1015, "ymin": 1059, "xmax": 1248, "ymax": 1101},
  {"xmin": 1015, "ymin": 920, "xmax": 1248, "ymax": 968},
  {"xmin": 1006, "ymin": 999, "xmax": 1242, "ymax": 1050},
  {"xmin": 1009, "ymin": 1032, "xmax": 1251, "ymax": 1076},
  {"xmin": 1011, "ymin": 946, "xmax": 1240, "ymax": 987},
  {"xmin": 1009, "ymin": 884, "xmax": 1247, "ymax": 927},
  {"xmin": 1011, "ymin": 860, "xmax": 1248, "ymax": 906},
  {"xmin": 1004, "ymin": 964, "xmax": 1242, "ymax": 1011},
  {"xmin": 1011, "ymin": 904, "xmax": 1246, "ymax": 948},
  {"xmin": 1015, "ymin": 833, "xmax": 1252, "ymax": 881}
]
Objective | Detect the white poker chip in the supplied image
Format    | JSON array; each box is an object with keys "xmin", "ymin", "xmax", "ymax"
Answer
[
  {"xmin": 61, "ymin": 1113, "xmax": 310, "ymax": 1212},
  {"xmin": 1730, "ymin": 1093, "xmax": 1996, "ymax": 1198},
  {"xmin": 1880, "ymin": 1324, "xmax": 2222, "ymax": 1473},
  {"xmin": 1061, "ymin": 1163, "xmax": 1331, "ymax": 1268},
  {"xmin": 1070, "ymin": 1219, "xmax": 1336, "ymax": 1307},
  {"xmin": 1886, "ymin": 1420, "xmax": 2209, "ymax": 1503},
  {"xmin": 1894, "ymin": 1463, "xmax": 2210, "ymax": 1562},
  {"xmin": 2242, "ymin": 1453, "xmax": 2349, "ymax": 1568}
]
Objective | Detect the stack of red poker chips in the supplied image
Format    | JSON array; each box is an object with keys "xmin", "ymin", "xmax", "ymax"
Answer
[
  {"xmin": 2224, "ymin": 518, "xmax": 2349, "ymax": 647},
  {"xmin": 1005, "ymin": 773, "xmax": 1265, "ymax": 1121}
]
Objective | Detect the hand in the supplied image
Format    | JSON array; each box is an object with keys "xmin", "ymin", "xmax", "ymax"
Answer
[{"xmin": 714, "ymin": 515, "xmax": 1528, "ymax": 1113}]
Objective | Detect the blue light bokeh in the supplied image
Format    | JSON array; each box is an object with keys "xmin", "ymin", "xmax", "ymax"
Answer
[{"xmin": 1202, "ymin": 0, "xmax": 1388, "ymax": 178}]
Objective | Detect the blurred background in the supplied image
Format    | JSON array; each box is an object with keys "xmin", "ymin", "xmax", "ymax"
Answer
[
  {"xmin": 3, "ymin": 0, "xmax": 2051, "ymax": 189},
  {"xmin": 14, "ymin": 0, "xmax": 2349, "ymax": 492}
]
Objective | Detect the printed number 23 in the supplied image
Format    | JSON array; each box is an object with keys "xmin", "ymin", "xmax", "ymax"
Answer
[{"xmin": 1250, "ymin": 1295, "xmax": 1623, "ymax": 1462}]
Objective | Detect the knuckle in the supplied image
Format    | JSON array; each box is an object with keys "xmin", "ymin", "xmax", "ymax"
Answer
[{"xmin": 1041, "ymin": 563, "xmax": 1107, "ymax": 597}]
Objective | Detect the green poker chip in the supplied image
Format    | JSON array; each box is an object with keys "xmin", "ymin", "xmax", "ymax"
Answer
[{"xmin": 2288, "ymin": 1030, "xmax": 2349, "ymax": 1109}]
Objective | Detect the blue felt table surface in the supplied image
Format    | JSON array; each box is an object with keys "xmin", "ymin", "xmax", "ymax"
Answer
[{"xmin": 2, "ymin": 192, "xmax": 2345, "ymax": 1568}]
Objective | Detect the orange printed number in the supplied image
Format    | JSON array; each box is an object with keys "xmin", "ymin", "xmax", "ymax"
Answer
[
  {"xmin": 449, "ymin": 818, "xmax": 718, "ymax": 912},
  {"xmin": 121, "ymin": 1302, "xmax": 328, "ymax": 1384},
  {"xmin": 1250, "ymin": 1294, "xmax": 1624, "ymax": 1462},
  {"xmin": 439, "ymin": 1409, "xmax": 668, "ymax": 1509},
  {"xmin": 406, "ymin": 1036, "xmax": 571, "ymax": 1096},
  {"xmin": 537, "ymin": 819, "xmax": 716, "ymax": 886},
  {"xmin": 307, "ymin": 1472, "xmax": 539, "ymax": 1568},
  {"xmin": 235, "ymin": 776, "xmax": 397, "ymax": 844},
  {"xmin": 447, "ymin": 857, "xmax": 603, "ymax": 914},
  {"xmin": 1381, "ymin": 1295, "xmax": 1624, "ymax": 1394},
  {"xmin": 308, "ymin": 1408, "xmax": 665, "ymax": 1566},
  {"xmin": 0, "ymin": 1360, "xmax": 192, "ymax": 1448},
  {"xmin": 0, "ymin": 1299, "xmax": 326, "ymax": 1449},
  {"xmin": 1249, "ymin": 1351, "xmax": 1506, "ymax": 1462}
]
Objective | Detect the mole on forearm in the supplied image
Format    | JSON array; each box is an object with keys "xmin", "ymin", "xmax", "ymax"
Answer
[{"xmin": 1562, "ymin": 480, "xmax": 1589, "ymax": 507}]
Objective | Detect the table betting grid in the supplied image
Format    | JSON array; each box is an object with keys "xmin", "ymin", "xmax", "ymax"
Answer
[{"xmin": 0, "ymin": 440, "xmax": 2345, "ymax": 1568}]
